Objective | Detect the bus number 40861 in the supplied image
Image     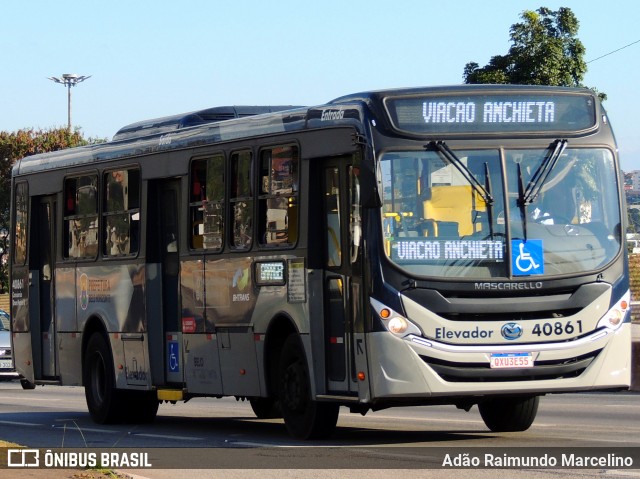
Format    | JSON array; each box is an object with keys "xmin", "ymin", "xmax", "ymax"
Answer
[{"xmin": 531, "ymin": 320, "xmax": 583, "ymax": 337}]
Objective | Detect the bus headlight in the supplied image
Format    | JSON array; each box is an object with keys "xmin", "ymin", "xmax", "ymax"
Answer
[
  {"xmin": 387, "ymin": 316, "xmax": 409, "ymax": 334},
  {"xmin": 596, "ymin": 290, "xmax": 630, "ymax": 331},
  {"xmin": 371, "ymin": 298, "xmax": 422, "ymax": 337}
]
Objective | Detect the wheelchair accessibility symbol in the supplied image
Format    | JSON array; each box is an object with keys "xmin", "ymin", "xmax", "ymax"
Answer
[
  {"xmin": 511, "ymin": 240, "xmax": 544, "ymax": 276},
  {"xmin": 168, "ymin": 341, "xmax": 180, "ymax": 373}
]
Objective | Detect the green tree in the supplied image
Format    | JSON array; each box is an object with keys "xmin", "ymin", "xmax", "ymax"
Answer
[
  {"xmin": 0, "ymin": 128, "xmax": 94, "ymax": 292},
  {"xmin": 463, "ymin": 7, "xmax": 604, "ymax": 99}
]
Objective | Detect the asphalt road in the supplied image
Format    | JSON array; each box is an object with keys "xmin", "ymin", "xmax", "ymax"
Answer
[{"xmin": 0, "ymin": 380, "xmax": 639, "ymax": 478}]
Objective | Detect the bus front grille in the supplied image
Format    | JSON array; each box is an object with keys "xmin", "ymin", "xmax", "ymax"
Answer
[{"xmin": 419, "ymin": 349, "xmax": 602, "ymax": 383}]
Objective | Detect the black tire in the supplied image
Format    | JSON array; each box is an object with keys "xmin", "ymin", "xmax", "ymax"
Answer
[
  {"xmin": 278, "ymin": 334, "xmax": 339, "ymax": 439},
  {"xmin": 479, "ymin": 395, "xmax": 540, "ymax": 432},
  {"xmin": 83, "ymin": 332, "xmax": 124, "ymax": 424},
  {"xmin": 250, "ymin": 397, "xmax": 281, "ymax": 419},
  {"xmin": 124, "ymin": 390, "xmax": 159, "ymax": 423}
]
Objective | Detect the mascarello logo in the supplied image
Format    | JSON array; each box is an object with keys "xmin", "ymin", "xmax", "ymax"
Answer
[{"xmin": 501, "ymin": 322, "xmax": 523, "ymax": 340}]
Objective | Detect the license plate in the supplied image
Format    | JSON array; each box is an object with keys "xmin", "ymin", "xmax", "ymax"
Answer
[
  {"xmin": 0, "ymin": 360, "xmax": 12, "ymax": 369},
  {"xmin": 490, "ymin": 352, "xmax": 533, "ymax": 369}
]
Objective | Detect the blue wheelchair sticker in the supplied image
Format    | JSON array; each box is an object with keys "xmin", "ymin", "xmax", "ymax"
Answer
[
  {"xmin": 511, "ymin": 240, "xmax": 544, "ymax": 276},
  {"xmin": 168, "ymin": 341, "xmax": 180, "ymax": 373}
]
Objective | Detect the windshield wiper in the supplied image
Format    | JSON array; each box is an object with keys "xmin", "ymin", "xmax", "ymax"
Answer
[
  {"xmin": 429, "ymin": 141, "xmax": 494, "ymax": 205},
  {"xmin": 483, "ymin": 161, "xmax": 495, "ymax": 239},
  {"xmin": 517, "ymin": 162, "xmax": 528, "ymax": 240},
  {"xmin": 520, "ymin": 139, "xmax": 568, "ymax": 206}
]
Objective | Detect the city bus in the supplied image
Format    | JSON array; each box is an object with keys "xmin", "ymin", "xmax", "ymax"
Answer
[{"xmin": 10, "ymin": 86, "xmax": 630, "ymax": 439}]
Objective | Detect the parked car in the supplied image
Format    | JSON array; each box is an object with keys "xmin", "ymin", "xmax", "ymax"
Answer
[{"xmin": 0, "ymin": 311, "xmax": 17, "ymax": 380}]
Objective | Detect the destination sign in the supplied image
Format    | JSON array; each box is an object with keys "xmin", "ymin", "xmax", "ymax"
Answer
[
  {"xmin": 385, "ymin": 92, "xmax": 596, "ymax": 134},
  {"xmin": 391, "ymin": 239, "xmax": 504, "ymax": 263}
]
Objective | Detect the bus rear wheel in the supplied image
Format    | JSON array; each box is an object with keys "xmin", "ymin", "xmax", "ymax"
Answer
[
  {"xmin": 124, "ymin": 390, "xmax": 159, "ymax": 423},
  {"xmin": 478, "ymin": 395, "xmax": 540, "ymax": 432},
  {"xmin": 83, "ymin": 332, "xmax": 124, "ymax": 424},
  {"xmin": 278, "ymin": 335, "xmax": 339, "ymax": 439}
]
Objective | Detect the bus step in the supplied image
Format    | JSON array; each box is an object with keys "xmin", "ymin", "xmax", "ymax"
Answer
[
  {"xmin": 316, "ymin": 394, "xmax": 360, "ymax": 403},
  {"xmin": 34, "ymin": 380, "xmax": 62, "ymax": 386},
  {"xmin": 157, "ymin": 389, "xmax": 184, "ymax": 401}
]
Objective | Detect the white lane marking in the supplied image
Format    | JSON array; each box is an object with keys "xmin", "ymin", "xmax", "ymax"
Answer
[
  {"xmin": 231, "ymin": 441, "xmax": 286, "ymax": 447},
  {"xmin": 0, "ymin": 420, "xmax": 43, "ymax": 427},
  {"xmin": 52, "ymin": 425, "xmax": 116, "ymax": 434},
  {"xmin": 0, "ymin": 396, "xmax": 61, "ymax": 402},
  {"xmin": 132, "ymin": 433, "xmax": 203, "ymax": 441}
]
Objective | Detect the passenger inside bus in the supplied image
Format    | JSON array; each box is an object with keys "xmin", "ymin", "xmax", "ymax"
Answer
[{"xmin": 531, "ymin": 188, "xmax": 573, "ymax": 225}]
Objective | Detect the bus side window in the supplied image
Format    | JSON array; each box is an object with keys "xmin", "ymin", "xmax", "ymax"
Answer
[
  {"xmin": 230, "ymin": 151, "xmax": 253, "ymax": 250},
  {"xmin": 64, "ymin": 175, "xmax": 98, "ymax": 259},
  {"xmin": 350, "ymin": 165, "xmax": 361, "ymax": 263},
  {"xmin": 103, "ymin": 168, "xmax": 140, "ymax": 256},
  {"xmin": 13, "ymin": 182, "xmax": 28, "ymax": 266},
  {"xmin": 190, "ymin": 155, "xmax": 225, "ymax": 251},
  {"xmin": 190, "ymin": 161, "xmax": 206, "ymax": 249},
  {"xmin": 258, "ymin": 145, "xmax": 299, "ymax": 247},
  {"xmin": 324, "ymin": 166, "xmax": 341, "ymax": 267}
]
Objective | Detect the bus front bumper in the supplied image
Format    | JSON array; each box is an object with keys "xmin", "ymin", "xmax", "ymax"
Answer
[{"xmin": 366, "ymin": 323, "xmax": 631, "ymax": 400}]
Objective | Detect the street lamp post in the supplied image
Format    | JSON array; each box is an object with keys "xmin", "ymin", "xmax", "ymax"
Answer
[{"xmin": 48, "ymin": 73, "xmax": 91, "ymax": 130}]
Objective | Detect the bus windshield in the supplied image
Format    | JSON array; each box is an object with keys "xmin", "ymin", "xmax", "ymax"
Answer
[{"xmin": 381, "ymin": 147, "xmax": 621, "ymax": 279}]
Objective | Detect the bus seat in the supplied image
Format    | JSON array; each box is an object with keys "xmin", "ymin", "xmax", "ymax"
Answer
[
  {"xmin": 421, "ymin": 219, "xmax": 436, "ymax": 237},
  {"xmin": 192, "ymin": 221, "xmax": 204, "ymax": 249},
  {"xmin": 435, "ymin": 221, "xmax": 459, "ymax": 238},
  {"xmin": 420, "ymin": 218, "xmax": 458, "ymax": 238},
  {"xmin": 423, "ymin": 185, "xmax": 486, "ymax": 237}
]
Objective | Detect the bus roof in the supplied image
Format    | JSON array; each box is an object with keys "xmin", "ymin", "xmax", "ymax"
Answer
[
  {"xmin": 12, "ymin": 85, "xmax": 604, "ymax": 176},
  {"xmin": 13, "ymin": 105, "xmax": 314, "ymax": 175},
  {"xmin": 112, "ymin": 105, "xmax": 304, "ymax": 141}
]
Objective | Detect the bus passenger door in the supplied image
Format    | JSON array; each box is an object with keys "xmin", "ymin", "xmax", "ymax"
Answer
[
  {"xmin": 147, "ymin": 179, "xmax": 183, "ymax": 385},
  {"xmin": 322, "ymin": 159, "xmax": 363, "ymax": 396},
  {"xmin": 29, "ymin": 195, "xmax": 57, "ymax": 378}
]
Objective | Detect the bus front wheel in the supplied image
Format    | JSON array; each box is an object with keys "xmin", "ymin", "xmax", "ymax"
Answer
[
  {"xmin": 478, "ymin": 395, "xmax": 540, "ymax": 432},
  {"xmin": 83, "ymin": 332, "xmax": 123, "ymax": 424},
  {"xmin": 278, "ymin": 335, "xmax": 339, "ymax": 439}
]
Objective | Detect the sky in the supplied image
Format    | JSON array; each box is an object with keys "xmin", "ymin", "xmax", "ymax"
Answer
[{"xmin": 2, "ymin": 1, "xmax": 639, "ymax": 170}]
